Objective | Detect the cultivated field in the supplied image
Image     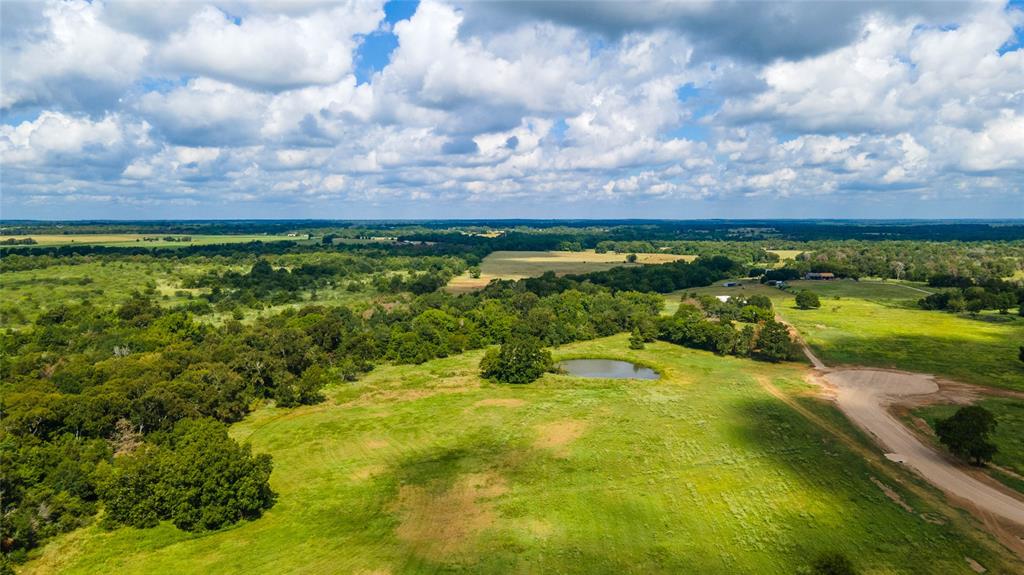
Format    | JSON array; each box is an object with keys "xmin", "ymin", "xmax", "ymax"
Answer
[
  {"xmin": 21, "ymin": 336, "xmax": 1017, "ymax": 574},
  {"xmin": 766, "ymin": 249, "xmax": 805, "ymax": 261},
  {"xmin": 1, "ymin": 234, "xmax": 300, "ymax": 248},
  {"xmin": 447, "ymin": 250, "xmax": 695, "ymax": 293}
]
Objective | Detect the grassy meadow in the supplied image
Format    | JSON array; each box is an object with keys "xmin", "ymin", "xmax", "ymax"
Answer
[
  {"xmin": 911, "ymin": 398, "xmax": 1024, "ymax": 492},
  {"xmin": 447, "ymin": 250, "xmax": 694, "ymax": 293},
  {"xmin": 664, "ymin": 279, "xmax": 1024, "ymax": 391},
  {"xmin": 20, "ymin": 336, "xmax": 1016, "ymax": 574},
  {"xmin": 2, "ymin": 234, "xmax": 301, "ymax": 248}
]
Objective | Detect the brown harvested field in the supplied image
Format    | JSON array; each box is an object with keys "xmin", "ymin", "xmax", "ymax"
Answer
[{"xmin": 446, "ymin": 250, "xmax": 695, "ymax": 293}]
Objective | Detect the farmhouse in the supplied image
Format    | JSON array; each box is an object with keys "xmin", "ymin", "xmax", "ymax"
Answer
[{"xmin": 804, "ymin": 272, "xmax": 836, "ymax": 280}]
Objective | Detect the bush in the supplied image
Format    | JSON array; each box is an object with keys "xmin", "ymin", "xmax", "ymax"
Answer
[
  {"xmin": 479, "ymin": 337, "xmax": 553, "ymax": 384},
  {"xmin": 795, "ymin": 290, "xmax": 821, "ymax": 310}
]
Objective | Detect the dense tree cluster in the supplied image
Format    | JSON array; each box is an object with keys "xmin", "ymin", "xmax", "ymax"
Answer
[
  {"xmin": 655, "ymin": 296, "xmax": 797, "ymax": 362},
  {"xmin": 918, "ymin": 278, "xmax": 1023, "ymax": 314},
  {"xmin": 95, "ymin": 418, "xmax": 274, "ymax": 531}
]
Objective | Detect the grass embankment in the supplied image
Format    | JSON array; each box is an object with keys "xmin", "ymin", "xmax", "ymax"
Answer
[
  {"xmin": 912, "ymin": 398, "xmax": 1024, "ymax": 493},
  {"xmin": 446, "ymin": 250, "xmax": 695, "ymax": 293},
  {"xmin": 21, "ymin": 336, "xmax": 1015, "ymax": 574},
  {"xmin": 666, "ymin": 279, "xmax": 1024, "ymax": 392}
]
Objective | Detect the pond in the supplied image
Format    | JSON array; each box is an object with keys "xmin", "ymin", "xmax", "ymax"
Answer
[{"xmin": 556, "ymin": 359, "xmax": 660, "ymax": 380}]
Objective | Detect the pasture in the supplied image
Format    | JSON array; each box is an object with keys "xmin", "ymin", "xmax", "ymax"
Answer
[
  {"xmin": 447, "ymin": 250, "xmax": 695, "ymax": 293},
  {"xmin": 1, "ymin": 234, "xmax": 299, "ymax": 248},
  {"xmin": 766, "ymin": 249, "xmax": 805, "ymax": 261},
  {"xmin": 912, "ymin": 398, "xmax": 1024, "ymax": 492},
  {"xmin": 21, "ymin": 336, "xmax": 1016, "ymax": 574},
  {"xmin": 661, "ymin": 279, "xmax": 1024, "ymax": 391},
  {"xmin": 779, "ymin": 297, "xmax": 1024, "ymax": 391}
]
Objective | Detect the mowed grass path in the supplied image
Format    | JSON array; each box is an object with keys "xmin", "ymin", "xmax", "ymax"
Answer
[{"xmin": 22, "ymin": 336, "xmax": 1014, "ymax": 574}]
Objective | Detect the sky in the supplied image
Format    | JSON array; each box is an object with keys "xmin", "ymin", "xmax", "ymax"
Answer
[{"xmin": 1, "ymin": 0, "xmax": 1023, "ymax": 220}]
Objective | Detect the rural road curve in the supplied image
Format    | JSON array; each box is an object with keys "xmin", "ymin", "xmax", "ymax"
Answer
[{"xmin": 797, "ymin": 338, "xmax": 1024, "ymax": 527}]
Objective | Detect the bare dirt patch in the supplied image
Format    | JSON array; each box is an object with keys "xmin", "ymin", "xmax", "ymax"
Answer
[
  {"xmin": 392, "ymin": 472, "xmax": 508, "ymax": 560},
  {"xmin": 870, "ymin": 476, "xmax": 914, "ymax": 513},
  {"xmin": 363, "ymin": 438, "xmax": 389, "ymax": 450},
  {"xmin": 534, "ymin": 419, "xmax": 588, "ymax": 457},
  {"xmin": 351, "ymin": 465, "xmax": 385, "ymax": 481},
  {"xmin": 473, "ymin": 398, "xmax": 526, "ymax": 408},
  {"xmin": 965, "ymin": 556, "xmax": 987, "ymax": 573}
]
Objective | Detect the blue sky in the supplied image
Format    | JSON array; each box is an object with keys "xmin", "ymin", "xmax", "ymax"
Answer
[{"xmin": 1, "ymin": 0, "xmax": 1022, "ymax": 219}]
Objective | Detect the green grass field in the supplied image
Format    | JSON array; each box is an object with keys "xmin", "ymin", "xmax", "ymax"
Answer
[
  {"xmin": 21, "ymin": 336, "xmax": 1015, "ymax": 574},
  {"xmin": 912, "ymin": 398, "xmax": 1024, "ymax": 492},
  {"xmin": 3, "ymin": 234, "xmax": 300, "ymax": 248},
  {"xmin": 779, "ymin": 297, "xmax": 1024, "ymax": 391},
  {"xmin": 664, "ymin": 279, "xmax": 1024, "ymax": 391}
]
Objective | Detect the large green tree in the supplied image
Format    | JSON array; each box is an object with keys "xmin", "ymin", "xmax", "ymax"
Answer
[
  {"xmin": 479, "ymin": 336, "xmax": 553, "ymax": 384},
  {"xmin": 935, "ymin": 406, "xmax": 998, "ymax": 465},
  {"xmin": 755, "ymin": 320, "xmax": 796, "ymax": 362}
]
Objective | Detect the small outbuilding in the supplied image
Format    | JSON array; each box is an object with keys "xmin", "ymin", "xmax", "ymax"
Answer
[
  {"xmin": 722, "ymin": 281, "xmax": 742, "ymax": 287},
  {"xmin": 804, "ymin": 272, "xmax": 836, "ymax": 280}
]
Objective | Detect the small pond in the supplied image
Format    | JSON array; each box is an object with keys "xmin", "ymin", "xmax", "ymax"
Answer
[{"xmin": 556, "ymin": 359, "xmax": 660, "ymax": 380}]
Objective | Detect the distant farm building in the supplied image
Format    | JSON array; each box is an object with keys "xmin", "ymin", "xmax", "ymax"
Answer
[
  {"xmin": 804, "ymin": 272, "xmax": 836, "ymax": 280},
  {"xmin": 722, "ymin": 281, "xmax": 742, "ymax": 287},
  {"xmin": 764, "ymin": 280, "xmax": 787, "ymax": 287}
]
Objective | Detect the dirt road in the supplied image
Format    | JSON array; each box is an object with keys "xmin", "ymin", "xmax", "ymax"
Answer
[{"xmin": 822, "ymin": 367, "xmax": 1024, "ymax": 526}]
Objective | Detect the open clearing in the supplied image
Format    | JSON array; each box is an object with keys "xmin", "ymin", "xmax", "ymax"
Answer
[
  {"xmin": 2, "ymin": 233, "xmax": 299, "ymax": 248},
  {"xmin": 666, "ymin": 279, "xmax": 1024, "ymax": 391},
  {"xmin": 21, "ymin": 336, "xmax": 1019, "ymax": 574},
  {"xmin": 447, "ymin": 250, "xmax": 695, "ymax": 293},
  {"xmin": 766, "ymin": 249, "xmax": 805, "ymax": 261}
]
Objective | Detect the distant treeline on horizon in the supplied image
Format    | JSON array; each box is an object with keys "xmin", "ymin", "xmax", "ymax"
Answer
[{"xmin": 2, "ymin": 219, "xmax": 1024, "ymax": 242}]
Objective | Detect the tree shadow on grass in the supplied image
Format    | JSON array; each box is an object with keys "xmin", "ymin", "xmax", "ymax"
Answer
[
  {"xmin": 810, "ymin": 331, "xmax": 1024, "ymax": 391},
  {"xmin": 728, "ymin": 394, "xmax": 1016, "ymax": 573}
]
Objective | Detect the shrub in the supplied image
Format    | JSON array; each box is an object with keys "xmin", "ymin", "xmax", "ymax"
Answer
[{"xmin": 795, "ymin": 290, "xmax": 821, "ymax": 310}]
